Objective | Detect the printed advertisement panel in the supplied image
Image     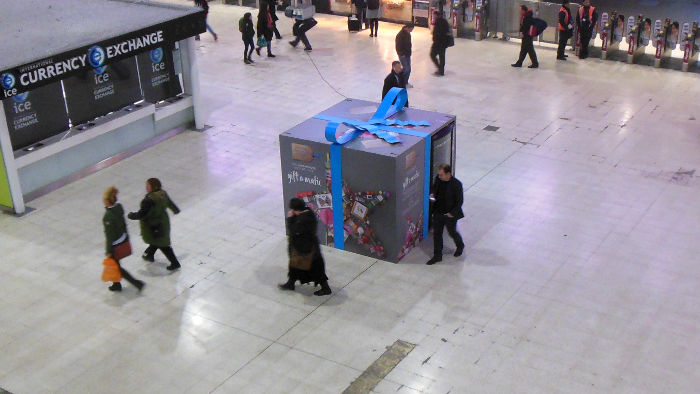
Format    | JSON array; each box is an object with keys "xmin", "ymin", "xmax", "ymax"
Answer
[
  {"xmin": 63, "ymin": 57, "xmax": 142, "ymax": 125},
  {"xmin": 137, "ymin": 46, "xmax": 182, "ymax": 103},
  {"xmin": 2, "ymin": 82, "xmax": 69, "ymax": 151},
  {"xmin": 396, "ymin": 142, "xmax": 426, "ymax": 260}
]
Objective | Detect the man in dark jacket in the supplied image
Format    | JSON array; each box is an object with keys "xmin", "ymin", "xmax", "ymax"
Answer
[
  {"xmin": 431, "ymin": 11, "xmax": 450, "ymax": 76},
  {"xmin": 576, "ymin": 0, "xmax": 598, "ymax": 59},
  {"xmin": 289, "ymin": 18, "xmax": 317, "ymax": 51},
  {"xmin": 395, "ymin": 24, "xmax": 414, "ymax": 86},
  {"xmin": 382, "ymin": 61, "xmax": 407, "ymax": 105},
  {"xmin": 557, "ymin": 0, "xmax": 573, "ymax": 60},
  {"xmin": 511, "ymin": 5, "xmax": 539, "ymax": 68},
  {"xmin": 427, "ymin": 164, "xmax": 465, "ymax": 265}
]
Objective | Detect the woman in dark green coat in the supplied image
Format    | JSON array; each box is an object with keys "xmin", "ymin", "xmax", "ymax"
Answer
[
  {"xmin": 103, "ymin": 187, "xmax": 144, "ymax": 291},
  {"xmin": 127, "ymin": 178, "xmax": 182, "ymax": 271}
]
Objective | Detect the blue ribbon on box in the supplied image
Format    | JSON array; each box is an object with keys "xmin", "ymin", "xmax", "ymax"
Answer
[{"xmin": 313, "ymin": 87, "xmax": 431, "ymax": 250}]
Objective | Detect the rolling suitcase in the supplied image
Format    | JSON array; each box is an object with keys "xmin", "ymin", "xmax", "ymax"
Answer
[{"xmin": 348, "ymin": 5, "xmax": 361, "ymax": 32}]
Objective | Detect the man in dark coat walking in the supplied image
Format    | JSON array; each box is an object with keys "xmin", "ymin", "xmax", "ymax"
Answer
[
  {"xmin": 382, "ymin": 61, "xmax": 407, "ymax": 104},
  {"xmin": 427, "ymin": 164, "xmax": 465, "ymax": 265},
  {"xmin": 395, "ymin": 24, "xmax": 414, "ymax": 86},
  {"xmin": 511, "ymin": 5, "xmax": 539, "ymax": 68},
  {"xmin": 431, "ymin": 11, "xmax": 450, "ymax": 76}
]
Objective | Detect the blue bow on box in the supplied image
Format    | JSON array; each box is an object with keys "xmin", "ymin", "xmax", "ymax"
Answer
[{"xmin": 313, "ymin": 87, "xmax": 432, "ymax": 250}]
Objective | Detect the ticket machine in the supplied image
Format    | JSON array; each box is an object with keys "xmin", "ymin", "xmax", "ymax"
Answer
[
  {"xmin": 681, "ymin": 21, "xmax": 699, "ymax": 71},
  {"xmin": 652, "ymin": 19, "xmax": 674, "ymax": 68},
  {"xmin": 627, "ymin": 15, "xmax": 650, "ymax": 64}
]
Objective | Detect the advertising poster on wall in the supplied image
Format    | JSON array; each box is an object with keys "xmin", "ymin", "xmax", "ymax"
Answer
[
  {"xmin": 2, "ymin": 82, "xmax": 70, "ymax": 151},
  {"xmin": 137, "ymin": 46, "xmax": 181, "ymax": 103},
  {"xmin": 63, "ymin": 57, "xmax": 142, "ymax": 126}
]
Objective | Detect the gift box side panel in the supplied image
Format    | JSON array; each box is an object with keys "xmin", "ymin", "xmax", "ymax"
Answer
[
  {"xmin": 339, "ymin": 148, "xmax": 399, "ymax": 262},
  {"xmin": 394, "ymin": 139, "xmax": 428, "ymax": 263},
  {"xmin": 279, "ymin": 134, "xmax": 334, "ymax": 244},
  {"xmin": 430, "ymin": 120, "xmax": 457, "ymax": 180}
]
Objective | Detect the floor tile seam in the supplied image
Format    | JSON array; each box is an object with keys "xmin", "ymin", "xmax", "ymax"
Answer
[{"xmin": 209, "ymin": 258, "xmax": 380, "ymax": 390}]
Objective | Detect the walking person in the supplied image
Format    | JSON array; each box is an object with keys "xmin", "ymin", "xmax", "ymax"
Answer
[
  {"xmin": 240, "ymin": 12, "xmax": 256, "ymax": 64},
  {"xmin": 194, "ymin": 0, "xmax": 218, "ymax": 41},
  {"xmin": 102, "ymin": 187, "xmax": 145, "ymax": 292},
  {"xmin": 256, "ymin": 3, "xmax": 276, "ymax": 57},
  {"xmin": 289, "ymin": 18, "xmax": 317, "ymax": 51},
  {"xmin": 576, "ymin": 0, "xmax": 598, "ymax": 59},
  {"xmin": 395, "ymin": 24, "xmax": 414, "ymax": 87},
  {"xmin": 557, "ymin": 0, "xmax": 573, "ymax": 60},
  {"xmin": 511, "ymin": 5, "xmax": 539, "ymax": 68},
  {"xmin": 352, "ymin": 0, "xmax": 367, "ymax": 29},
  {"xmin": 426, "ymin": 164, "xmax": 465, "ymax": 265},
  {"xmin": 430, "ymin": 10, "xmax": 450, "ymax": 76},
  {"xmin": 279, "ymin": 198, "xmax": 332, "ymax": 296},
  {"xmin": 366, "ymin": 0, "xmax": 381, "ymax": 37},
  {"xmin": 382, "ymin": 61, "xmax": 407, "ymax": 105},
  {"xmin": 128, "ymin": 178, "xmax": 182, "ymax": 271},
  {"xmin": 267, "ymin": 0, "xmax": 283, "ymax": 39}
]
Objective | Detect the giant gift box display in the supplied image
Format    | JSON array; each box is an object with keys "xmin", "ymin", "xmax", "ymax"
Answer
[{"xmin": 279, "ymin": 88, "xmax": 456, "ymax": 263}]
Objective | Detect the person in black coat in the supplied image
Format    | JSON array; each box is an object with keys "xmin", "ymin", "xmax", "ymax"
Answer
[
  {"xmin": 352, "ymin": 0, "xmax": 368, "ymax": 29},
  {"xmin": 430, "ymin": 11, "xmax": 450, "ymax": 76},
  {"xmin": 427, "ymin": 164, "xmax": 465, "ymax": 265},
  {"xmin": 382, "ymin": 61, "xmax": 407, "ymax": 105},
  {"xmin": 557, "ymin": 0, "xmax": 573, "ymax": 60},
  {"xmin": 576, "ymin": 0, "xmax": 598, "ymax": 59},
  {"xmin": 395, "ymin": 24, "xmax": 414, "ymax": 86},
  {"xmin": 511, "ymin": 5, "xmax": 539, "ymax": 68},
  {"xmin": 267, "ymin": 0, "xmax": 282, "ymax": 39},
  {"xmin": 240, "ymin": 12, "xmax": 256, "ymax": 64},
  {"xmin": 279, "ymin": 198, "xmax": 332, "ymax": 296},
  {"xmin": 256, "ymin": 3, "xmax": 276, "ymax": 57}
]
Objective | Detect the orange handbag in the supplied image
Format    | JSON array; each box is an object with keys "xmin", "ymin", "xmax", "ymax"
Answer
[{"xmin": 101, "ymin": 257, "xmax": 122, "ymax": 282}]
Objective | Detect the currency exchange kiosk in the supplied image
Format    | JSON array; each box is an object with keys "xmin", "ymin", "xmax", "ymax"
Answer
[{"xmin": 0, "ymin": 1, "xmax": 206, "ymax": 215}]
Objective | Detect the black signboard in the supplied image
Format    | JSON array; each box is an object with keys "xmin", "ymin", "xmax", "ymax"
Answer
[
  {"xmin": 137, "ymin": 46, "xmax": 182, "ymax": 103},
  {"xmin": 0, "ymin": 10, "xmax": 205, "ymax": 99},
  {"xmin": 63, "ymin": 57, "xmax": 142, "ymax": 125},
  {"xmin": 2, "ymin": 82, "xmax": 70, "ymax": 151}
]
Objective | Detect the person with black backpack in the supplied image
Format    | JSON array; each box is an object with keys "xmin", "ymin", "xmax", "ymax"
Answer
[
  {"xmin": 239, "ymin": 12, "xmax": 256, "ymax": 64},
  {"xmin": 511, "ymin": 5, "xmax": 539, "ymax": 69}
]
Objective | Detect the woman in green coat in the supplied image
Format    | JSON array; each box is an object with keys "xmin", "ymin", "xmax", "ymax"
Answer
[
  {"xmin": 103, "ymin": 187, "xmax": 145, "ymax": 291},
  {"xmin": 127, "ymin": 178, "xmax": 182, "ymax": 271}
]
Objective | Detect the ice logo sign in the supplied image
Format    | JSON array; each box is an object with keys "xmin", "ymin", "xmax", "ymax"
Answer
[
  {"xmin": 11, "ymin": 92, "xmax": 28, "ymax": 103},
  {"xmin": 10, "ymin": 92, "xmax": 31, "ymax": 114},
  {"xmin": 88, "ymin": 45, "xmax": 106, "ymax": 68},
  {"xmin": 1, "ymin": 73, "xmax": 16, "ymax": 90},
  {"xmin": 150, "ymin": 48, "xmax": 164, "ymax": 64}
]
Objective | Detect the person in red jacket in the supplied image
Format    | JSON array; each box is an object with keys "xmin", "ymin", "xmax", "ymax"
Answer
[{"xmin": 511, "ymin": 5, "xmax": 539, "ymax": 68}]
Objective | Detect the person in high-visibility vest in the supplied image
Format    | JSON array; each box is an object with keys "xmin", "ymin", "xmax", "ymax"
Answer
[
  {"xmin": 576, "ymin": 0, "xmax": 598, "ymax": 59},
  {"xmin": 557, "ymin": 0, "xmax": 573, "ymax": 60}
]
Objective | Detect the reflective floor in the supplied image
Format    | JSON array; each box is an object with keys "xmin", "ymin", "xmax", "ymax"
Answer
[{"xmin": 1, "ymin": 2, "xmax": 700, "ymax": 393}]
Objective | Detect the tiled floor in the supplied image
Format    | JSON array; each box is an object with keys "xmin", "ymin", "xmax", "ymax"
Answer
[{"xmin": 1, "ymin": 2, "xmax": 700, "ymax": 393}]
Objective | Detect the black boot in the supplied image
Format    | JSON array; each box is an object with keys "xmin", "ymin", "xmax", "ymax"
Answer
[
  {"xmin": 278, "ymin": 278, "xmax": 295, "ymax": 291},
  {"xmin": 109, "ymin": 282, "xmax": 122, "ymax": 292},
  {"xmin": 314, "ymin": 281, "xmax": 331, "ymax": 296}
]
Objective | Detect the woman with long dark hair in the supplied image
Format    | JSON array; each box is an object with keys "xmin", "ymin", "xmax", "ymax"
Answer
[
  {"xmin": 279, "ymin": 198, "xmax": 331, "ymax": 296},
  {"xmin": 256, "ymin": 3, "xmax": 276, "ymax": 57}
]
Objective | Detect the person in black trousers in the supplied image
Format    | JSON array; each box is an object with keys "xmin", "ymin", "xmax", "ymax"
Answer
[
  {"xmin": 240, "ymin": 12, "xmax": 256, "ymax": 64},
  {"xmin": 267, "ymin": 0, "xmax": 282, "ymax": 39},
  {"xmin": 395, "ymin": 24, "xmax": 414, "ymax": 86},
  {"xmin": 430, "ymin": 11, "xmax": 450, "ymax": 76},
  {"xmin": 256, "ymin": 3, "xmax": 276, "ymax": 57},
  {"xmin": 366, "ymin": 0, "xmax": 381, "ymax": 37},
  {"xmin": 128, "ymin": 178, "xmax": 182, "ymax": 271},
  {"xmin": 382, "ymin": 61, "xmax": 407, "ymax": 104},
  {"xmin": 557, "ymin": 0, "xmax": 573, "ymax": 60},
  {"xmin": 289, "ymin": 18, "xmax": 317, "ymax": 51},
  {"xmin": 279, "ymin": 198, "xmax": 332, "ymax": 296},
  {"xmin": 427, "ymin": 164, "xmax": 465, "ymax": 265},
  {"xmin": 511, "ymin": 5, "xmax": 539, "ymax": 68},
  {"xmin": 352, "ymin": 0, "xmax": 368, "ymax": 29},
  {"xmin": 103, "ymin": 187, "xmax": 145, "ymax": 292},
  {"xmin": 576, "ymin": 0, "xmax": 598, "ymax": 59}
]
